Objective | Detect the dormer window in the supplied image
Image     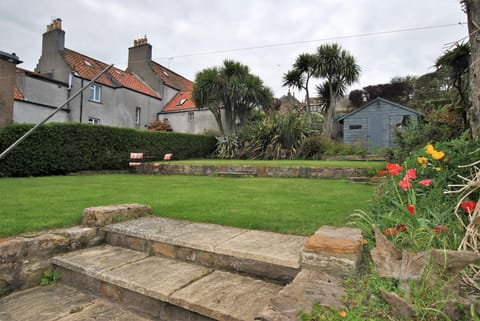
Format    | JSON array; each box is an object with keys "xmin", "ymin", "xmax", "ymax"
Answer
[
  {"xmin": 177, "ymin": 98, "xmax": 187, "ymax": 106},
  {"xmin": 89, "ymin": 84, "xmax": 102, "ymax": 102}
]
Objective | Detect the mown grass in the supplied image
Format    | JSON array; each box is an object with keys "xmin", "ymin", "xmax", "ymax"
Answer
[
  {"xmin": 0, "ymin": 174, "xmax": 374, "ymax": 237},
  {"xmin": 173, "ymin": 159, "xmax": 385, "ymax": 168}
]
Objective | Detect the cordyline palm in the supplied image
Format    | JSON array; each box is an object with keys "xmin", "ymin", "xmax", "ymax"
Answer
[
  {"xmin": 192, "ymin": 60, "xmax": 272, "ymax": 134},
  {"xmin": 192, "ymin": 67, "xmax": 225, "ymax": 134},
  {"xmin": 317, "ymin": 43, "xmax": 360, "ymax": 138},
  {"xmin": 282, "ymin": 53, "xmax": 318, "ymax": 123}
]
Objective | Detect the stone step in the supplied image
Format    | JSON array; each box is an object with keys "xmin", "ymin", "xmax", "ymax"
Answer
[
  {"xmin": 53, "ymin": 245, "xmax": 282, "ymax": 321},
  {"xmin": 103, "ymin": 216, "xmax": 307, "ymax": 283},
  {"xmin": 0, "ymin": 283, "xmax": 152, "ymax": 321}
]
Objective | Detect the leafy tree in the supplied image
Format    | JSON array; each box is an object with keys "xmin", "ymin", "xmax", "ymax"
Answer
[
  {"xmin": 316, "ymin": 44, "xmax": 360, "ymax": 138},
  {"xmin": 282, "ymin": 53, "xmax": 318, "ymax": 122},
  {"xmin": 192, "ymin": 60, "xmax": 273, "ymax": 135}
]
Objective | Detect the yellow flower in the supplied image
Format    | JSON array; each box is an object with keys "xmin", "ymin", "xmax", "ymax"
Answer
[
  {"xmin": 431, "ymin": 150, "xmax": 445, "ymax": 160},
  {"xmin": 425, "ymin": 144, "xmax": 435, "ymax": 155},
  {"xmin": 417, "ymin": 157, "xmax": 428, "ymax": 168},
  {"xmin": 435, "ymin": 167, "xmax": 442, "ymax": 172},
  {"xmin": 339, "ymin": 311, "xmax": 347, "ymax": 318}
]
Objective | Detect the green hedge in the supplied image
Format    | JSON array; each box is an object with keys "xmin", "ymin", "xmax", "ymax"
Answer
[{"xmin": 0, "ymin": 123, "xmax": 216, "ymax": 177}]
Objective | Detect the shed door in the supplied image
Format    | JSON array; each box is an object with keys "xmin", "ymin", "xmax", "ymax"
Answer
[{"xmin": 367, "ymin": 113, "xmax": 384, "ymax": 151}]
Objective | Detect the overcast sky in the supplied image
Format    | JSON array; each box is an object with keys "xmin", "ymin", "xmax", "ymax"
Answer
[{"xmin": 1, "ymin": 0, "xmax": 468, "ymax": 98}]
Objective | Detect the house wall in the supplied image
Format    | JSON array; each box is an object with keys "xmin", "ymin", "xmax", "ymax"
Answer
[
  {"xmin": 67, "ymin": 76, "xmax": 162, "ymax": 128},
  {"xmin": 161, "ymin": 108, "xmax": 224, "ymax": 134},
  {"xmin": 343, "ymin": 100, "xmax": 418, "ymax": 152},
  {"xmin": 16, "ymin": 72, "xmax": 69, "ymax": 109},
  {"xmin": 13, "ymin": 100, "xmax": 70, "ymax": 123}
]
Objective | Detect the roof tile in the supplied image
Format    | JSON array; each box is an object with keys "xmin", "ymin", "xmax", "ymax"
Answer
[
  {"xmin": 162, "ymin": 91, "xmax": 196, "ymax": 112},
  {"xmin": 151, "ymin": 62, "xmax": 193, "ymax": 92},
  {"xmin": 64, "ymin": 49, "xmax": 160, "ymax": 99},
  {"xmin": 14, "ymin": 87, "xmax": 24, "ymax": 100}
]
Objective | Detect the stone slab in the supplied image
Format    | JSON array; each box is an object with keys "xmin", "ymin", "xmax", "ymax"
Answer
[
  {"xmin": 301, "ymin": 226, "xmax": 363, "ymax": 277},
  {"xmin": 105, "ymin": 217, "xmax": 247, "ymax": 252},
  {"xmin": 257, "ymin": 269, "xmax": 345, "ymax": 321},
  {"xmin": 0, "ymin": 284, "xmax": 150, "ymax": 321},
  {"xmin": 100, "ymin": 256, "xmax": 213, "ymax": 302},
  {"xmin": 170, "ymin": 270, "xmax": 282, "ymax": 321},
  {"xmin": 82, "ymin": 204, "xmax": 152, "ymax": 227},
  {"xmin": 52, "ymin": 244, "xmax": 146, "ymax": 275},
  {"xmin": 215, "ymin": 230, "xmax": 307, "ymax": 268}
]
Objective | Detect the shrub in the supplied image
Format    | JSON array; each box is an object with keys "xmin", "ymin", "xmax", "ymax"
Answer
[
  {"xmin": 300, "ymin": 135, "xmax": 367, "ymax": 159},
  {"xmin": 237, "ymin": 113, "xmax": 311, "ymax": 159},
  {"xmin": 0, "ymin": 123, "xmax": 216, "ymax": 177}
]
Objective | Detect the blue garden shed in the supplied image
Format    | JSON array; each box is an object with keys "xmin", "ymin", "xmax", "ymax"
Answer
[{"xmin": 339, "ymin": 97, "xmax": 421, "ymax": 152}]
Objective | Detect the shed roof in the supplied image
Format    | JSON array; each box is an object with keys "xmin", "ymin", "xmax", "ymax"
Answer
[{"xmin": 338, "ymin": 97, "xmax": 421, "ymax": 123}]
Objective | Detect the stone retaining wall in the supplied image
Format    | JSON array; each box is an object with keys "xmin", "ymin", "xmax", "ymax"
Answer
[
  {"xmin": 138, "ymin": 164, "xmax": 369, "ymax": 179},
  {"xmin": 0, "ymin": 227, "xmax": 103, "ymax": 296},
  {"xmin": 0, "ymin": 204, "xmax": 152, "ymax": 297}
]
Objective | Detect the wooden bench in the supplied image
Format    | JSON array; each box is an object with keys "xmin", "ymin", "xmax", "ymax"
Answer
[{"xmin": 129, "ymin": 152, "xmax": 173, "ymax": 167}]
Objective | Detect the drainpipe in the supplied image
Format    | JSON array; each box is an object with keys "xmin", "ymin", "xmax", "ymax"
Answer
[
  {"xmin": 67, "ymin": 72, "xmax": 72, "ymax": 110},
  {"xmin": 79, "ymin": 78, "xmax": 83, "ymax": 123}
]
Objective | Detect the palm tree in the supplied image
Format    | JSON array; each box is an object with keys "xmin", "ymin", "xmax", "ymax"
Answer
[
  {"xmin": 192, "ymin": 60, "xmax": 273, "ymax": 134},
  {"xmin": 316, "ymin": 44, "xmax": 360, "ymax": 138},
  {"xmin": 282, "ymin": 53, "xmax": 318, "ymax": 123},
  {"xmin": 192, "ymin": 67, "xmax": 224, "ymax": 134}
]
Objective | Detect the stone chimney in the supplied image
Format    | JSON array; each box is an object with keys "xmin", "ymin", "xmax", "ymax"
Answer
[
  {"xmin": 127, "ymin": 35, "xmax": 152, "ymax": 74},
  {"xmin": 0, "ymin": 51, "xmax": 22, "ymax": 127},
  {"xmin": 35, "ymin": 18, "xmax": 66, "ymax": 80},
  {"xmin": 41, "ymin": 18, "xmax": 65, "ymax": 57}
]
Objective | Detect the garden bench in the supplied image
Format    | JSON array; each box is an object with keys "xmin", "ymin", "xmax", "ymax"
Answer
[{"xmin": 129, "ymin": 152, "xmax": 172, "ymax": 167}]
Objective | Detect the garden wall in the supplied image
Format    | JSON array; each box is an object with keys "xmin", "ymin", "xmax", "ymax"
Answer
[{"xmin": 138, "ymin": 163, "xmax": 369, "ymax": 179}]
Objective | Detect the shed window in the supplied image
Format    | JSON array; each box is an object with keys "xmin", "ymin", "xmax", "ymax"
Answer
[
  {"xmin": 397, "ymin": 115, "xmax": 411, "ymax": 127},
  {"xmin": 349, "ymin": 124, "xmax": 362, "ymax": 130}
]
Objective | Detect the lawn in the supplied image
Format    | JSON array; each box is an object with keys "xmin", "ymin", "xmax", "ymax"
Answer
[
  {"xmin": 172, "ymin": 159, "xmax": 384, "ymax": 168},
  {"xmin": 0, "ymin": 174, "xmax": 375, "ymax": 237}
]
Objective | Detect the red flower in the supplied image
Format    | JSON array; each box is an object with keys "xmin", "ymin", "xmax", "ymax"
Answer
[
  {"xmin": 377, "ymin": 170, "xmax": 386, "ymax": 176},
  {"xmin": 396, "ymin": 224, "xmax": 407, "ymax": 232},
  {"xmin": 419, "ymin": 179, "xmax": 432, "ymax": 187},
  {"xmin": 399, "ymin": 176, "xmax": 412, "ymax": 191},
  {"xmin": 383, "ymin": 227, "xmax": 397, "ymax": 237},
  {"xmin": 386, "ymin": 163, "xmax": 404, "ymax": 176},
  {"xmin": 460, "ymin": 201, "xmax": 476, "ymax": 213},
  {"xmin": 433, "ymin": 225, "xmax": 448, "ymax": 234},
  {"xmin": 406, "ymin": 205, "xmax": 416, "ymax": 215},
  {"xmin": 406, "ymin": 168, "xmax": 416, "ymax": 180}
]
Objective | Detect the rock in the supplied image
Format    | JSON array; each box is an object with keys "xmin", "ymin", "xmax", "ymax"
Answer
[{"xmin": 380, "ymin": 289, "xmax": 415, "ymax": 320}]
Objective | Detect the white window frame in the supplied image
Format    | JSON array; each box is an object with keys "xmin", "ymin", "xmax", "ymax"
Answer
[
  {"xmin": 88, "ymin": 117, "xmax": 100, "ymax": 125},
  {"xmin": 89, "ymin": 84, "xmax": 102, "ymax": 102}
]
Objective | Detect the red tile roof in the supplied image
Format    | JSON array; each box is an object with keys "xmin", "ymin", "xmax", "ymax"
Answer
[
  {"xmin": 63, "ymin": 49, "xmax": 160, "ymax": 99},
  {"xmin": 151, "ymin": 62, "xmax": 193, "ymax": 92},
  {"xmin": 162, "ymin": 91, "xmax": 196, "ymax": 112},
  {"xmin": 14, "ymin": 87, "xmax": 24, "ymax": 100}
]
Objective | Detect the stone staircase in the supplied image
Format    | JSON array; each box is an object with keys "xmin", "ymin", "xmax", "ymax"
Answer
[{"xmin": 0, "ymin": 206, "xmax": 364, "ymax": 321}]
